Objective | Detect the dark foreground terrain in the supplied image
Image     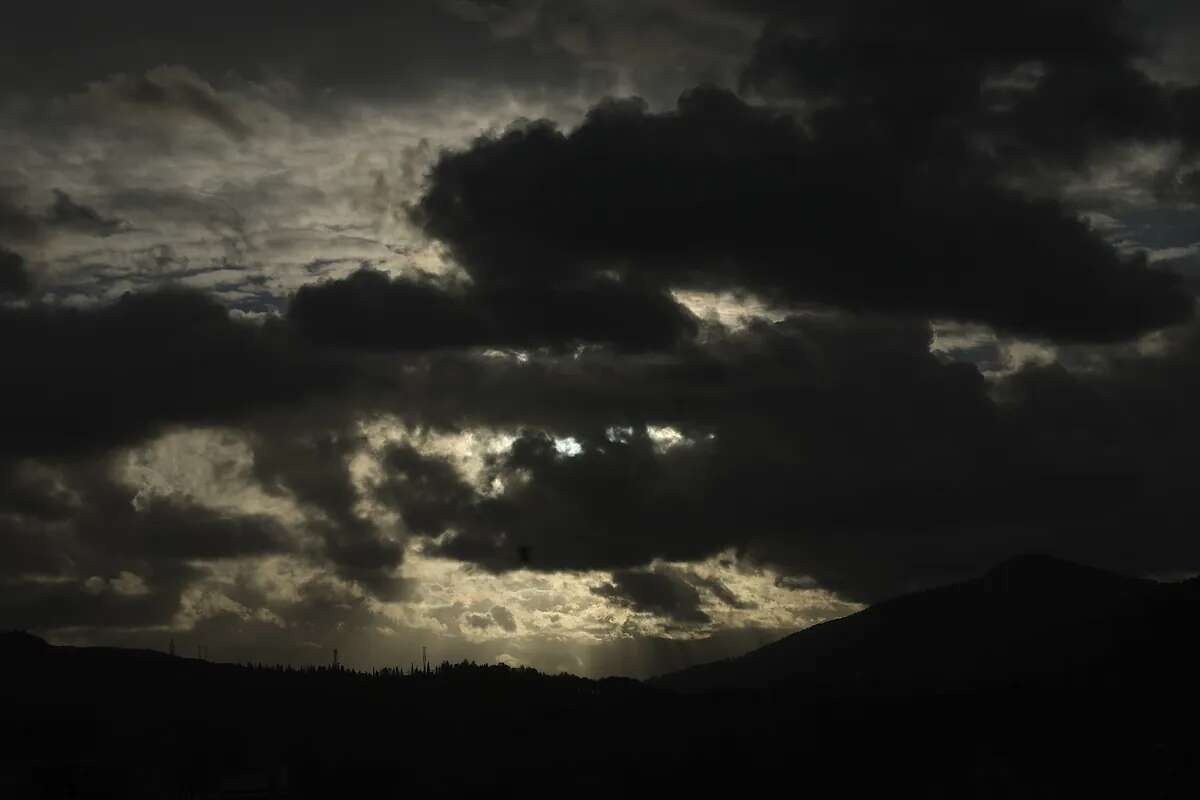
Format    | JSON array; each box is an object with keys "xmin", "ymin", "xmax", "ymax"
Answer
[{"xmin": 4, "ymin": 555, "xmax": 1200, "ymax": 797}]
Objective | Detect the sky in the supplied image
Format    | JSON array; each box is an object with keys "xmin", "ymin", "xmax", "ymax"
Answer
[{"xmin": 4, "ymin": 0, "xmax": 1200, "ymax": 678}]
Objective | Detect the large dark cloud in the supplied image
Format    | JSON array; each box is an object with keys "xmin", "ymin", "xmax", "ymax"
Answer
[
  {"xmin": 4, "ymin": 279, "xmax": 1192, "ymax": 617},
  {"xmin": 0, "ymin": 288, "xmax": 345, "ymax": 459},
  {"xmin": 413, "ymin": 85, "xmax": 1193, "ymax": 342},
  {"xmin": 739, "ymin": 1, "xmax": 1143, "ymax": 110},
  {"xmin": 288, "ymin": 267, "xmax": 697, "ymax": 352},
  {"xmin": 376, "ymin": 315, "xmax": 1006, "ymax": 598},
  {"xmin": 0, "ymin": 284, "xmax": 396, "ymax": 615},
  {"xmin": 0, "ymin": 565, "xmax": 198, "ymax": 633},
  {"xmin": 737, "ymin": 0, "xmax": 1200, "ymax": 204},
  {"xmin": 0, "ymin": 248, "xmax": 31, "ymax": 297},
  {"xmin": 348, "ymin": 310, "xmax": 1200, "ymax": 602}
]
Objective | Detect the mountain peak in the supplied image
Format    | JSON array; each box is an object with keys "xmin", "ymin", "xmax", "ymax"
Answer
[
  {"xmin": 986, "ymin": 552, "xmax": 1080, "ymax": 577},
  {"xmin": 982, "ymin": 553, "xmax": 1131, "ymax": 590},
  {"xmin": 655, "ymin": 556, "xmax": 1167, "ymax": 693}
]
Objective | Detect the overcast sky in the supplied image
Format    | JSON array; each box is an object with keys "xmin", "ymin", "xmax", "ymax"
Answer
[{"xmin": 4, "ymin": 1, "xmax": 1200, "ymax": 677}]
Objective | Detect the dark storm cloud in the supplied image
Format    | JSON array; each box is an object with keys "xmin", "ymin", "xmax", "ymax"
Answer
[
  {"xmin": 0, "ymin": 248, "xmax": 32, "ymax": 297},
  {"xmin": 413, "ymin": 86, "xmax": 1193, "ymax": 342},
  {"xmin": 441, "ymin": 0, "xmax": 763, "ymax": 107},
  {"xmin": 0, "ymin": 516, "xmax": 73, "ymax": 580},
  {"xmin": 490, "ymin": 605, "xmax": 517, "ymax": 632},
  {"xmin": 0, "ymin": 450, "xmax": 297, "ymax": 632},
  {"xmin": 350, "ymin": 310, "xmax": 1200, "ymax": 602},
  {"xmin": 0, "ymin": 288, "xmax": 345, "ymax": 459},
  {"xmin": 47, "ymin": 190, "xmax": 130, "ymax": 238},
  {"xmin": 0, "ymin": 278, "xmax": 404, "ymax": 623},
  {"xmin": 2, "ymin": 186, "xmax": 129, "ymax": 245},
  {"xmin": 288, "ymin": 267, "xmax": 697, "ymax": 352},
  {"xmin": 685, "ymin": 572, "xmax": 755, "ymax": 610},
  {"xmin": 0, "ymin": 570, "xmax": 195, "ymax": 632},
  {"xmin": 0, "ymin": 454, "xmax": 262, "ymax": 633},
  {"xmin": 736, "ymin": 0, "xmax": 1200, "ymax": 201},
  {"xmin": 593, "ymin": 569, "xmax": 711, "ymax": 625},
  {"xmin": 773, "ymin": 575, "xmax": 818, "ymax": 591},
  {"xmin": 0, "ymin": 189, "xmax": 43, "ymax": 243},
  {"xmin": 76, "ymin": 490, "xmax": 291, "ymax": 564},
  {"xmin": 738, "ymin": 1, "xmax": 1141, "ymax": 111},
  {"xmin": 464, "ymin": 612, "xmax": 494, "ymax": 630},
  {"xmin": 0, "ymin": 461, "xmax": 73, "ymax": 522},
  {"xmin": 0, "ymin": 421, "xmax": 398, "ymax": 633},
  {"xmin": 105, "ymin": 188, "xmax": 247, "ymax": 240},
  {"xmin": 3, "ymin": 280, "xmax": 1192, "ymax": 613},
  {"xmin": 0, "ymin": 2, "xmax": 594, "ymax": 101},
  {"xmin": 98, "ymin": 68, "xmax": 253, "ymax": 140},
  {"xmin": 451, "ymin": 605, "xmax": 517, "ymax": 635},
  {"xmin": 374, "ymin": 442, "xmax": 480, "ymax": 542},
  {"xmin": 248, "ymin": 417, "xmax": 408, "ymax": 600},
  {"xmin": 389, "ymin": 316, "xmax": 1004, "ymax": 599}
]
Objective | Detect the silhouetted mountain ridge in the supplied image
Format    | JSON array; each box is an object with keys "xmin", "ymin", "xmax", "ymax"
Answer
[
  {"xmin": 654, "ymin": 555, "xmax": 1196, "ymax": 693},
  {"xmin": 5, "ymin": 558, "xmax": 1200, "ymax": 796}
]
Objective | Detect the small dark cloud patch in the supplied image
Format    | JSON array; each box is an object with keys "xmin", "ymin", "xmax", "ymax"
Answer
[
  {"xmin": 456, "ymin": 606, "xmax": 519, "ymax": 634},
  {"xmin": 774, "ymin": 575, "xmax": 818, "ymax": 591},
  {"xmin": 102, "ymin": 67, "xmax": 253, "ymax": 140},
  {"xmin": 685, "ymin": 572, "xmax": 755, "ymax": 610},
  {"xmin": 0, "ymin": 188, "xmax": 44, "ymax": 243},
  {"xmin": 47, "ymin": 190, "xmax": 129, "ymax": 238},
  {"xmin": 0, "ymin": 248, "xmax": 32, "ymax": 297},
  {"xmin": 491, "ymin": 605, "xmax": 517, "ymax": 632},
  {"xmin": 593, "ymin": 569, "xmax": 711, "ymax": 625},
  {"xmin": 464, "ymin": 613, "xmax": 494, "ymax": 630},
  {"xmin": 1, "ymin": 187, "xmax": 130, "ymax": 243}
]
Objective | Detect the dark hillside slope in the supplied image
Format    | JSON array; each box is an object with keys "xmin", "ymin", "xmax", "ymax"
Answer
[{"xmin": 655, "ymin": 555, "xmax": 1199, "ymax": 694}]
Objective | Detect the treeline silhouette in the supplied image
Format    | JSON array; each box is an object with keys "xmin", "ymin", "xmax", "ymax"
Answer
[
  {"xmin": 4, "ymin": 557, "xmax": 1200, "ymax": 797},
  {"xmin": 190, "ymin": 657, "xmax": 591, "ymax": 685},
  {"xmin": 0, "ymin": 632, "xmax": 668, "ymax": 798}
]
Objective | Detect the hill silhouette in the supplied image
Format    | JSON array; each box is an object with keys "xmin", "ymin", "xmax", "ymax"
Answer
[
  {"xmin": 654, "ymin": 554, "xmax": 1199, "ymax": 694},
  {"xmin": 4, "ymin": 556, "xmax": 1200, "ymax": 797}
]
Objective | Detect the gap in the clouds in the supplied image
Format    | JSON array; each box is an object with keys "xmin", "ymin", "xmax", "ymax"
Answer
[
  {"xmin": 552, "ymin": 436, "xmax": 583, "ymax": 457},
  {"xmin": 929, "ymin": 321, "xmax": 1060, "ymax": 377},
  {"xmin": 929, "ymin": 316, "xmax": 1182, "ymax": 377},
  {"xmin": 92, "ymin": 420, "xmax": 860, "ymax": 677},
  {"xmin": 387, "ymin": 543, "xmax": 859, "ymax": 647},
  {"xmin": 670, "ymin": 288, "xmax": 791, "ymax": 329},
  {"xmin": 9, "ymin": 59, "xmax": 655, "ymax": 316}
]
